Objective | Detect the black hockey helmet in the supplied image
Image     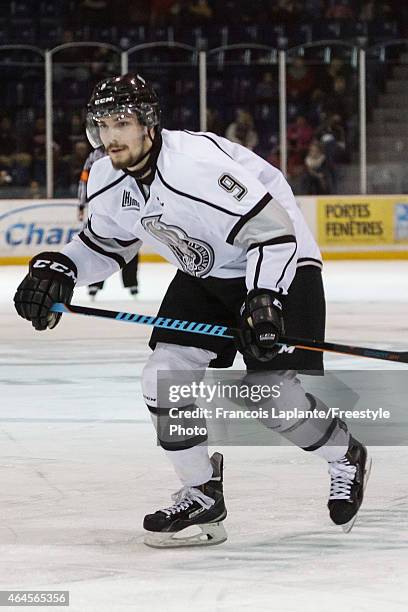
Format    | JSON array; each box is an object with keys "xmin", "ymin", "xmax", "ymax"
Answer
[{"xmin": 86, "ymin": 73, "xmax": 160, "ymax": 148}]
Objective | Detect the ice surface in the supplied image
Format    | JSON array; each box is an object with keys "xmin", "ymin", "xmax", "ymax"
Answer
[{"xmin": 1, "ymin": 262, "xmax": 408, "ymax": 611}]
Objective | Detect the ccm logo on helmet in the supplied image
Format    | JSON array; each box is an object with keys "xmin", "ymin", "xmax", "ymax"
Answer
[
  {"xmin": 94, "ymin": 96, "xmax": 115, "ymax": 105},
  {"xmin": 33, "ymin": 259, "xmax": 77, "ymax": 282}
]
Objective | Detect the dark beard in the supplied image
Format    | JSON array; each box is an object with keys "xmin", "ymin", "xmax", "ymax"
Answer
[
  {"xmin": 111, "ymin": 155, "xmax": 138, "ymax": 170},
  {"xmin": 111, "ymin": 145, "xmax": 152, "ymax": 172}
]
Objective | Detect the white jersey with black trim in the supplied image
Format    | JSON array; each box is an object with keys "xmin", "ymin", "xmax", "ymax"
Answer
[
  {"xmin": 184, "ymin": 130, "xmax": 322, "ymax": 269},
  {"xmin": 63, "ymin": 129, "xmax": 304, "ymax": 294}
]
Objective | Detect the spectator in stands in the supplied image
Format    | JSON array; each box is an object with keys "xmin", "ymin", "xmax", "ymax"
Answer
[
  {"xmin": 244, "ymin": 0, "xmax": 271, "ymax": 24},
  {"xmin": 126, "ymin": 0, "xmax": 150, "ymax": 25},
  {"xmin": 267, "ymin": 140, "xmax": 305, "ymax": 193},
  {"xmin": 302, "ymin": 140, "xmax": 333, "ymax": 194},
  {"xmin": 287, "ymin": 89, "xmax": 308, "ymax": 123},
  {"xmin": 303, "ymin": 0, "xmax": 324, "ymax": 17},
  {"xmin": 0, "ymin": 117, "xmax": 17, "ymax": 161},
  {"xmin": 150, "ymin": 0, "xmax": 179, "ymax": 26},
  {"xmin": 323, "ymin": 75, "xmax": 354, "ymax": 122},
  {"xmin": 28, "ymin": 180, "xmax": 43, "ymax": 199},
  {"xmin": 206, "ymin": 108, "xmax": 223, "ymax": 135},
  {"xmin": 307, "ymin": 88, "xmax": 326, "ymax": 127},
  {"xmin": 29, "ymin": 117, "xmax": 63, "ymax": 188},
  {"xmin": 0, "ymin": 117, "xmax": 33, "ymax": 189},
  {"xmin": 316, "ymin": 113, "xmax": 347, "ymax": 163},
  {"xmin": 286, "ymin": 56, "xmax": 316, "ymax": 100},
  {"xmin": 29, "ymin": 117, "xmax": 47, "ymax": 184},
  {"xmin": 211, "ymin": 0, "xmax": 243, "ymax": 25},
  {"xmin": 225, "ymin": 109, "xmax": 259, "ymax": 151},
  {"xmin": 29, "ymin": 117, "xmax": 47, "ymax": 161},
  {"xmin": 187, "ymin": 0, "xmax": 213, "ymax": 24},
  {"xmin": 359, "ymin": 0, "xmax": 398, "ymax": 21},
  {"xmin": 0, "ymin": 128, "xmax": 17, "ymax": 187},
  {"xmin": 255, "ymin": 72, "xmax": 278, "ymax": 104},
  {"xmin": 62, "ymin": 113, "xmax": 87, "ymax": 155},
  {"xmin": 376, "ymin": 0, "xmax": 396, "ymax": 19},
  {"xmin": 79, "ymin": 0, "xmax": 112, "ymax": 26},
  {"xmin": 359, "ymin": 0, "xmax": 375, "ymax": 21},
  {"xmin": 287, "ymin": 115, "xmax": 314, "ymax": 154},
  {"xmin": 315, "ymin": 113, "xmax": 348, "ymax": 192},
  {"xmin": 254, "ymin": 72, "xmax": 279, "ymax": 132},
  {"xmin": 0, "ymin": 168, "xmax": 13, "ymax": 187},
  {"xmin": 325, "ymin": 0, "xmax": 355, "ymax": 20},
  {"xmin": 270, "ymin": 0, "xmax": 304, "ymax": 23},
  {"xmin": 12, "ymin": 153, "xmax": 32, "ymax": 188},
  {"xmin": 321, "ymin": 58, "xmax": 350, "ymax": 93}
]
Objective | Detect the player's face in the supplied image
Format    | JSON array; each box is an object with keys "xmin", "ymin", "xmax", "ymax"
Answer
[{"xmin": 97, "ymin": 113, "xmax": 150, "ymax": 170}]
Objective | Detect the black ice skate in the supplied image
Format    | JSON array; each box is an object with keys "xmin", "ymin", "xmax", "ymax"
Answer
[
  {"xmin": 327, "ymin": 436, "xmax": 372, "ymax": 533},
  {"xmin": 143, "ymin": 452, "xmax": 227, "ymax": 548}
]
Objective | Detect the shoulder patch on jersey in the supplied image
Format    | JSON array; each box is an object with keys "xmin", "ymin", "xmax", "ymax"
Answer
[
  {"xmin": 141, "ymin": 214, "xmax": 214, "ymax": 277},
  {"xmin": 121, "ymin": 189, "xmax": 141, "ymax": 210}
]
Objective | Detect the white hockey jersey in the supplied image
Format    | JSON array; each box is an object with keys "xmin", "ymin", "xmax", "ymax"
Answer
[
  {"xmin": 63, "ymin": 129, "xmax": 321, "ymax": 295},
  {"xmin": 187, "ymin": 131, "xmax": 322, "ymax": 268}
]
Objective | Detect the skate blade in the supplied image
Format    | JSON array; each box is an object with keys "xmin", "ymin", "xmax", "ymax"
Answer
[
  {"xmin": 144, "ymin": 521, "xmax": 228, "ymax": 549},
  {"xmin": 342, "ymin": 455, "xmax": 373, "ymax": 534}
]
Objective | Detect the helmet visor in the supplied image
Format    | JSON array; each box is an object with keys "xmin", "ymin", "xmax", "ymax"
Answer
[{"xmin": 86, "ymin": 102, "xmax": 160, "ymax": 148}]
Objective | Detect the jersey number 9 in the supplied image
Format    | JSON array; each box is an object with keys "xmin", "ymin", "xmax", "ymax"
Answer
[{"xmin": 218, "ymin": 173, "xmax": 248, "ymax": 201}]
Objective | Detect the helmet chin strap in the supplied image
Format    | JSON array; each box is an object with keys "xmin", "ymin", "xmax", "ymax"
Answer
[
  {"xmin": 128, "ymin": 146, "xmax": 151, "ymax": 171},
  {"xmin": 126, "ymin": 128, "xmax": 161, "ymax": 181}
]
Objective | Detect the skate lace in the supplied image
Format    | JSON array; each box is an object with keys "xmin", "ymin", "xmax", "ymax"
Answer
[
  {"xmin": 161, "ymin": 486, "xmax": 215, "ymax": 517},
  {"xmin": 328, "ymin": 457, "xmax": 357, "ymax": 500}
]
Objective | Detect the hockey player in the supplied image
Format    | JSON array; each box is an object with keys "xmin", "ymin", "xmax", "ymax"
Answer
[{"xmin": 14, "ymin": 74, "xmax": 370, "ymax": 548}]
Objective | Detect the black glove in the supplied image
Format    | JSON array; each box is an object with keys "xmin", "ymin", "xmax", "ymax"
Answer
[
  {"xmin": 237, "ymin": 289, "xmax": 284, "ymax": 362},
  {"xmin": 14, "ymin": 252, "xmax": 77, "ymax": 331}
]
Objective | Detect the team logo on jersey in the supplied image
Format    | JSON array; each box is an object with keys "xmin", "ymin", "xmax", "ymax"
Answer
[
  {"xmin": 121, "ymin": 190, "xmax": 140, "ymax": 210},
  {"xmin": 141, "ymin": 215, "xmax": 214, "ymax": 277}
]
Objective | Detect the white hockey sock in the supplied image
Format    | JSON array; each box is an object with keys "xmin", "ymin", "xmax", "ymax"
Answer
[
  {"xmin": 164, "ymin": 445, "xmax": 213, "ymax": 487},
  {"xmin": 312, "ymin": 427, "xmax": 350, "ymax": 462}
]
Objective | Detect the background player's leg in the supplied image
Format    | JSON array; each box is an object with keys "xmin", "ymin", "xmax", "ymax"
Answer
[
  {"xmin": 88, "ymin": 280, "xmax": 104, "ymax": 299},
  {"xmin": 121, "ymin": 254, "xmax": 139, "ymax": 296}
]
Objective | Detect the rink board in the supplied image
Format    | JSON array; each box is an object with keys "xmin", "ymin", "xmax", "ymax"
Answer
[{"xmin": 0, "ymin": 196, "xmax": 408, "ymax": 264}]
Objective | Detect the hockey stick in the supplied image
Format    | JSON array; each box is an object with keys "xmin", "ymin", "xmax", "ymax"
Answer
[{"xmin": 50, "ymin": 302, "xmax": 408, "ymax": 364}]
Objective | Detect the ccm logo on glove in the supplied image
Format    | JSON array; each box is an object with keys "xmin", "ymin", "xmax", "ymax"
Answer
[
  {"xmin": 259, "ymin": 332, "xmax": 277, "ymax": 342},
  {"xmin": 32, "ymin": 259, "xmax": 77, "ymax": 282}
]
